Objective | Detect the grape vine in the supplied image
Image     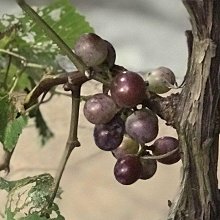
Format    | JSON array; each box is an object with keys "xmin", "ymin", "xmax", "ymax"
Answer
[{"xmin": 1, "ymin": 0, "xmax": 219, "ymax": 219}]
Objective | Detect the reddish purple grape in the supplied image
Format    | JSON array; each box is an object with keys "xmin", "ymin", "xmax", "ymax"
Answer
[
  {"xmin": 140, "ymin": 157, "xmax": 157, "ymax": 180},
  {"xmin": 74, "ymin": 33, "xmax": 108, "ymax": 67},
  {"xmin": 112, "ymin": 135, "xmax": 139, "ymax": 159},
  {"xmin": 152, "ymin": 136, "xmax": 180, "ymax": 164},
  {"xmin": 114, "ymin": 155, "xmax": 142, "ymax": 185},
  {"xmin": 125, "ymin": 109, "xmax": 158, "ymax": 144},
  {"xmin": 104, "ymin": 40, "xmax": 116, "ymax": 68},
  {"xmin": 110, "ymin": 71, "xmax": 146, "ymax": 108},
  {"xmin": 83, "ymin": 93, "xmax": 118, "ymax": 124},
  {"xmin": 93, "ymin": 116, "xmax": 125, "ymax": 151}
]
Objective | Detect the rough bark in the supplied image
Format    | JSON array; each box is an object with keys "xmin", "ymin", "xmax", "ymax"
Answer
[{"xmin": 168, "ymin": 0, "xmax": 220, "ymax": 219}]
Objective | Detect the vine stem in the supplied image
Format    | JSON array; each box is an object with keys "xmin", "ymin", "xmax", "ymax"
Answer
[
  {"xmin": 16, "ymin": 0, "xmax": 87, "ymax": 74},
  {"xmin": 48, "ymin": 84, "xmax": 81, "ymax": 208}
]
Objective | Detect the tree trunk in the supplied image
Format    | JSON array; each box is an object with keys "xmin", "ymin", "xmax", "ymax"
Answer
[{"xmin": 168, "ymin": 1, "xmax": 220, "ymax": 219}]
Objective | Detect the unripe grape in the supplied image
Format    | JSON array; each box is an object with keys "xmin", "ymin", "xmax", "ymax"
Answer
[
  {"xmin": 112, "ymin": 135, "xmax": 139, "ymax": 159},
  {"xmin": 114, "ymin": 155, "xmax": 142, "ymax": 185},
  {"xmin": 83, "ymin": 93, "xmax": 118, "ymax": 124},
  {"xmin": 140, "ymin": 157, "xmax": 157, "ymax": 180},
  {"xmin": 110, "ymin": 71, "xmax": 146, "ymax": 108},
  {"xmin": 74, "ymin": 33, "xmax": 108, "ymax": 67},
  {"xmin": 93, "ymin": 115, "xmax": 125, "ymax": 151},
  {"xmin": 125, "ymin": 109, "xmax": 159, "ymax": 144},
  {"xmin": 145, "ymin": 66, "xmax": 177, "ymax": 94},
  {"xmin": 152, "ymin": 136, "xmax": 180, "ymax": 164}
]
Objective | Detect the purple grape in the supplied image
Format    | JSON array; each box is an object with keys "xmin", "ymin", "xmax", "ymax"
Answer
[
  {"xmin": 125, "ymin": 109, "xmax": 159, "ymax": 144},
  {"xmin": 140, "ymin": 157, "xmax": 157, "ymax": 180},
  {"xmin": 93, "ymin": 116, "xmax": 125, "ymax": 151},
  {"xmin": 152, "ymin": 136, "xmax": 180, "ymax": 164},
  {"xmin": 104, "ymin": 40, "xmax": 116, "ymax": 68},
  {"xmin": 83, "ymin": 93, "xmax": 118, "ymax": 124},
  {"xmin": 74, "ymin": 33, "xmax": 108, "ymax": 67},
  {"xmin": 110, "ymin": 71, "xmax": 146, "ymax": 108},
  {"xmin": 114, "ymin": 155, "xmax": 142, "ymax": 185}
]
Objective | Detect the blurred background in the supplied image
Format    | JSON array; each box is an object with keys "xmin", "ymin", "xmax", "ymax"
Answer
[{"xmin": 0, "ymin": 1, "xmax": 190, "ymax": 220}]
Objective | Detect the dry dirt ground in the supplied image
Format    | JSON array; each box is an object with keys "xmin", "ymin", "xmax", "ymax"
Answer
[{"xmin": 0, "ymin": 82, "xmax": 185, "ymax": 220}]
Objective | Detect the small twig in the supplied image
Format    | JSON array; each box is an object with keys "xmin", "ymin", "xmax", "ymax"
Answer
[
  {"xmin": 141, "ymin": 148, "xmax": 178, "ymax": 160},
  {"xmin": 80, "ymin": 95, "xmax": 92, "ymax": 102},
  {"xmin": 40, "ymin": 92, "xmax": 54, "ymax": 104},
  {"xmin": 23, "ymin": 68, "xmax": 111, "ymax": 110},
  {"xmin": 54, "ymin": 90, "xmax": 91, "ymax": 101},
  {"xmin": 39, "ymin": 91, "xmax": 49, "ymax": 103},
  {"xmin": 0, "ymin": 49, "xmax": 26, "ymax": 61},
  {"xmin": 92, "ymin": 73, "xmax": 111, "ymax": 86},
  {"xmin": 25, "ymin": 62, "xmax": 48, "ymax": 69},
  {"xmin": 0, "ymin": 49, "xmax": 48, "ymax": 70},
  {"xmin": 24, "ymin": 71, "xmax": 88, "ymax": 109},
  {"xmin": 47, "ymin": 82, "xmax": 83, "ymax": 208},
  {"xmin": 24, "ymin": 92, "xmax": 52, "ymax": 115},
  {"xmin": 137, "ymin": 144, "xmax": 148, "ymax": 156}
]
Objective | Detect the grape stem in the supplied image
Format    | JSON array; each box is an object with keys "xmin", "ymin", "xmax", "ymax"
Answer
[
  {"xmin": 53, "ymin": 90, "xmax": 92, "ymax": 102},
  {"xmin": 47, "ymin": 84, "xmax": 82, "ymax": 209},
  {"xmin": 24, "ymin": 65, "xmax": 116, "ymax": 109},
  {"xmin": 141, "ymin": 148, "xmax": 179, "ymax": 160},
  {"xmin": 15, "ymin": 0, "xmax": 88, "ymax": 74},
  {"xmin": 24, "ymin": 71, "xmax": 88, "ymax": 109}
]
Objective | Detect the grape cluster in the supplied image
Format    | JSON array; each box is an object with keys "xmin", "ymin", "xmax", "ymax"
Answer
[{"xmin": 75, "ymin": 33, "xmax": 181, "ymax": 185}]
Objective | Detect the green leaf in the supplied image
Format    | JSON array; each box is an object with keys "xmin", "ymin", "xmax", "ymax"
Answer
[
  {"xmin": 15, "ymin": 72, "xmax": 32, "ymax": 91},
  {"xmin": 26, "ymin": 0, "xmax": 94, "ymax": 48},
  {"xmin": 0, "ymin": 23, "xmax": 20, "ymax": 48},
  {"xmin": 23, "ymin": 214, "xmax": 51, "ymax": 220},
  {"xmin": 0, "ymin": 24, "xmax": 32, "ymax": 93},
  {"xmin": 18, "ymin": 210, "xmax": 65, "ymax": 220},
  {"xmin": 0, "ymin": 96, "xmax": 10, "ymax": 142},
  {"xmin": 3, "ymin": 173, "xmax": 64, "ymax": 219},
  {"xmin": 19, "ymin": 213, "xmax": 48, "ymax": 220},
  {"xmin": 0, "ymin": 95, "xmax": 28, "ymax": 152},
  {"xmin": 0, "ymin": 0, "xmax": 93, "ymax": 79},
  {"xmin": 29, "ymin": 108, "xmax": 54, "ymax": 146},
  {"xmin": 28, "ymin": 174, "xmax": 54, "ymax": 208},
  {"xmin": 4, "ymin": 115, "xmax": 28, "ymax": 152},
  {"xmin": 0, "ymin": 177, "xmax": 17, "ymax": 192},
  {"xmin": 5, "ymin": 209, "xmax": 16, "ymax": 220}
]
